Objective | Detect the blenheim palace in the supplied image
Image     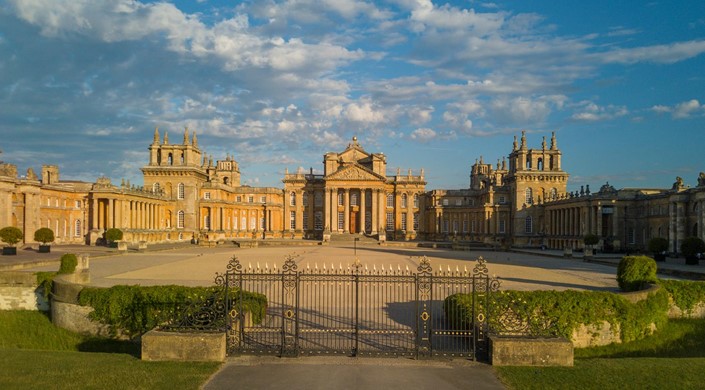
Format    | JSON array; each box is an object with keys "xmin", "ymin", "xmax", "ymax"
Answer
[{"xmin": 1, "ymin": 128, "xmax": 704, "ymax": 253}]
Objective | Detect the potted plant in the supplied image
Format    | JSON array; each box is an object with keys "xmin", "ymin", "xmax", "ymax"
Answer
[
  {"xmin": 0, "ymin": 226, "xmax": 23, "ymax": 255},
  {"xmin": 34, "ymin": 227, "xmax": 55, "ymax": 253},
  {"xmin": 104, "ymin": 228, "xmax": 123, "ymax": 247},
  {"xmin": 583, "ymin": 234, "xmax": 599, "ymax": 257},
  {"xmin": 681, "ymin": 236, "xmax": 705, "ymax": 265},
  {"xmin": 647, "ymin": 237, "xmax": 669, "ymax": 262}
]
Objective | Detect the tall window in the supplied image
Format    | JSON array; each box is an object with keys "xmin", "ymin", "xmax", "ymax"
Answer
[
  {"xmin": 499, "ymin": 220, "xmax": 506, "ymax": 233},
  {"xmin": 462, "ymin": 220, "xmax": 468, "ymax": 233},
  {"xmin": 302, "ymin": 192, "xmax": 308, "ymax": 208},
  {"xmin": 314, "ymin": 212, "xmax": 323, "ymax": 230},
  {"xmin": 204, "ymin": 215, "xmax": 211, "ymax": 230},
  {"xmin": 365, "ymin": 211, "xmax": 372, "ymax": 232},
  {"xmin": 525, "ymin": 216, "xmax": 533, "ymax": 233},
  {"xmin": 177, "ymin": 183, "xmax": 185, "ymax": 199},
  {"xmin": 413, "ymin": 194, "xmax": 419, "ymax": 208},
  {"xmin": 74, "ymin": 220, "xmax": 81, "ymax": 237},
  {"xmin": 525, "ymin": 188, "xmax": 533, "ymax": 205},
  {"xmin": 314, "ymin": 192, "xmax": 322, "ymax": 206},
  {"xmin": 387, "ymin": 194, "xmax": 394, "ymax": 208},
  {"xmin": 233, "ymin": 216, "xmax": 238, "ymax": 230},
  {"xmin": 351, "ymin": 192, "xmax": 358, "ymax": 206},
  {"xmin": 303, "ymin": 212, "xmax": 309, "ymax": 230},
  {"xmin": 290, "ymin": 211, "xmax": 296, "ymax": 230},
  {"xmin": 290, "ymin": 192, "xmax": 296, "ymax": 206},
  {"xmin": 338, "ymin": 192, "xmax": 344, "ymax": 206},
  {"xmin": 401, "ymin": 213, "xmax": 407, "ymax": 230},
  {"xmin": 241, "ymin": 217, "xmax": 246, "ymax": 231},
  {"xmin": 250, "ymin": 217, "xmax": 256, "ymax": 230},
  {"xmin": 413, "ymin": 213, "xmax": 419, "ymax": 231},
  {"xmin": 452, "ymin": 220, "xmax": 458, "ymax": 233},
  {"xmin": 386, "ymin": 212, "xmax": 394, "ymax": 230},
  {"xmin": 401, "ymin": 194, "xmax": 408, "ymax": 208},
  {"xmin": 338, "ymin": 212, "xmax": 344, "ymax": 230},
  {"xmin": 177, "ymin": 210, "xmax": 185, "ymax": 228},
  {"xmin": 472, "ymin": 219, "xmax": 476, "ymax": 233}
]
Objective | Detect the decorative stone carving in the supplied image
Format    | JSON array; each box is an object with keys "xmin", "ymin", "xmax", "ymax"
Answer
[
  {"xmin": 327, "ymin": 166, "xmax": 380, "ymax": 181},
  {"xmin": 697, "ymin": 172, "xmax": 705, "ymax": 187}
]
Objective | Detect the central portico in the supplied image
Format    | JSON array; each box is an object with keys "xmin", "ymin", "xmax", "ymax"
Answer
[{"xmin": 283, "ymin": 137, "xmax": 426, "ymax": 240}]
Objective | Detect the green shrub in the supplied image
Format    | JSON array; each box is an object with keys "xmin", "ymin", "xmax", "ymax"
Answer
[
  {"xmin": 33, "ymin": 227, "xmax": 55, "ymax": 244},
  {"xmin": 78, "ymin": 285, "xmax": 267, "ymax": 337},
  {"xmin": 660, "ymin": 279, "xmax": 705, "ymax": 314},
  {"xmin": 681, "ymin": 237, "xmax": 705, "ymax": 259},
  {"xmin": 444, "ymin": 288, "xmax": 669, "ymax": 344},
  {"xmin": 104, "ymin": 228, "xmax": 123, "ymax": 243},
  {"xmin": 584, "ymin": 234, "xmax": 599, "ymax": 246},
  {"xmin": 58, "ymin": 254, "xmax": 78, "ymax": 274},
  {"xmin": 647, "ymin": 237, "xmax": 669, "ymax": 254},
  {"xmin": 617, "ymin": 256, "xmax": 658, "ymax": 292},
  {"xmin": 0, "ymin": 226, "xmax": 23, "ymax": 246}
]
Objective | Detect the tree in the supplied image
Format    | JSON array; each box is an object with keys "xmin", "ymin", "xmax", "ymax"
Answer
[
  {"xmin": 583, "ymin": 234, "xmax": 599, "ymax": 247},
  {"xmin": 0, "ymin": 226, "xmax": 23, "ymax": 247},
  {"xmin": 34, "ymin": 228, "xmax": 55, "ymax": 245},
  {"xmin": 647, "ymin": 237, "xmax": 669, "ymax": 261},
  {"xmin": 104, "ymin": 228, "xmax": 123, "ymax": 244}
]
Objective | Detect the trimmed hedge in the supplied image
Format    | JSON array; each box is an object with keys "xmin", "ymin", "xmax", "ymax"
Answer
[
  {"xmin": 660, "ymin": 279, "xmax": 705, "ymax": 314},
  {"xmin": 77, "ymin": 285, "xmax": 267, "ymax": 338},
  {"xmin": 617, "ymin": 256, "xmax": 658, "ymax": 292},
  {"xmin": 445, "ymin": 288, "xmax": 669, "ymax": 344},
  {"xmin": 58, "ymin": 254, "xmax": 78, "ymax": 274}
]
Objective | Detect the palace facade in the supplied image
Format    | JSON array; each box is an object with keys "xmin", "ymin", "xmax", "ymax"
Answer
[{"xmin": 1, "ymin": 129, "xmax": 703, "ymax": 253}]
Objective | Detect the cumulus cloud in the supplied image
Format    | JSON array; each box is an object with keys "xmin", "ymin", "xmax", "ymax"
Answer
[
  {"xmin": 410, "ymin": 127, "xmax": 437, "ymax": 142},
  {"xmin": 651, "ymin": 99, "xmax": 705, "ymax": 119},
  {"xmin": 571, "ymin": 101, "xmax": 628, "ymax": 121}
]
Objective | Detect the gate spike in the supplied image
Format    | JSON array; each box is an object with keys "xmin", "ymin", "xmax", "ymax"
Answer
[
  {"xmin": 323, "ymin": 263, "xmax": 326, "ymax": 270},
  {"xmin": 265, "ymin": 262, "xmax": 269, "ymax": 269},
  {"xmin": 397, "ymin": 264, "xmax": 401, "ymax": 271},
  {"xmin": 456, "ymin": 265, "xmax": 459, "ymax": 273},
  {"xmin": 307, "ymin": 263, "xmax": 310, "ymax": 269},
  {"xmin": 373, "ymin": 264, "xmax": 376, "ymax": 271},
  {"xmin": 365, "ymin": 264, "xmax": 368, "ymax": 270},
  {"xmin": 257, "ymin": 262, "xmax": 260, "ymax": 269},
  {"xmin": 405, "ymin": 265, "xmax": 409, "ymax": 271},
  {"xmin": 248, "ymin": 263, "xmax": 252, "ymax": 269},
  {"xmin": 339, "ymin": 263, "xmax": 343, "ymax": 270},
  {"xmin": 447, "ymin": 265, "xmax": 451, "ymax": 272},
  {"xmin": 315, "ymin": 263, "xmax": 318, "ymax": 269}
]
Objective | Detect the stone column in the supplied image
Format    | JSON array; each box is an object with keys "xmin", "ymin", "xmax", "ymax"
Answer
[
  {"xmin": 344, "ymin": 189, "xmax": 350, "ymax": 233},
  {"xmin": 92, "ymin": 198, "xmax": 98, "ymax": 230},
  {"xmin": 295, "ymin": 192, "xmax": 303, "ymax": 232},
  {"xmin": 360, "ymin": 189, "xmax": 366, "ymax": 234},
  {"xmin": 406, "ymin": 192, "xmax": 414, "ymax": 232},
  {"xmin": 676, "ymin": 201, "xmax": 686, "ymax": 252},
  {"xmin": 371, "ymin": 189, "xmax": 378, "ymax": 235},
  {"xmin": 323, "ymin": 188, "xmax": 330, "ymax": 231}
]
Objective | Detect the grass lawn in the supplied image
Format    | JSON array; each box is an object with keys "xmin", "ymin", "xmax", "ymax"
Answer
[
  {"xmin": 496, "ymin": 318, "xmax": 705, "ymax": 390},
  {"xmin": 0, "ymin": 311, "xmax": 220, "ymax": 390}
]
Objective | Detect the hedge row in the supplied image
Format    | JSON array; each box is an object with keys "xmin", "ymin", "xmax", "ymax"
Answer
[{"xmin": 78, "ymin": 285, "xmax": 267, "ymax": 338}]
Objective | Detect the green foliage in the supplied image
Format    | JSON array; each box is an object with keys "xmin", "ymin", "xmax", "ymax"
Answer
[
  {"xmin": 681, "ymin": 236, "xmax": 705, "ymax": 258},
  {"xmin": 78, "ymin": 285, "xmax": 267, "ymax": 337},
  {"xmin": 58, "ymin": 254, "xmax": 78, "ymax": 274},
  {"xmin": 647, "ymin": 237, "xmax": 669, "ymax": 254},
  {"xmin": 617, "ymin": 256, "xmax": 658, "ymax": 292},
  {"xmin": 445, "ymin": 288, "xmax": 669, "ymax": 344},
  {"xmin": 0, "ymin": 226, "xmax": 23, "ymax": 246},
  {"xmin": 104, "ymin": 228, "xmax": 123, "ymax": 243},
  {"xmin": 35, "ymin": 272, "xmax": 57, "ymax": 300},
  {"xmin": 33, "ymin": 227, "xmax": 55, "ymax": 244},
  {"xmin": 660, "ymin": 279, "xmax": 705, "ymax": 314},
  {"xmin": 583, "ymin": 234, "xmax": 599, "ymax": 246}
]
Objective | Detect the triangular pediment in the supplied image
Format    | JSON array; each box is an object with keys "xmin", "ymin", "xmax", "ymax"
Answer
[{"xmin": 325, "ymin": 164, "xmax": 385, "ymax": 182}]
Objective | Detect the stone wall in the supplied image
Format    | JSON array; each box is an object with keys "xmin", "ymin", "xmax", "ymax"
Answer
[
  {"xmin": 490, "ymin": 337, "xmax": 573, "ymax": 366},
  {"xmin": 142, "ymin": 330, "xmax": 226, "ymax": 362},
  {"xmin": 0, "ymin": 271, "xmax": 49, "ymax": 311}
]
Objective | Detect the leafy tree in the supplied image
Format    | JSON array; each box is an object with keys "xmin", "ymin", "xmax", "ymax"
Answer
[
  {"xmin": 105, "ymin": 228, "xmax": 123, "ymax": 243},
  {"xmin": 34, "ymin": 228, "xmax": 55, "ymax": 245},
  {"xmin": 0, "ymin": 226, "xmax": 23, "ymax": 247},
  {"xmin": 681, "ymin": 237, "xmax": 705, "ymax": 265}
]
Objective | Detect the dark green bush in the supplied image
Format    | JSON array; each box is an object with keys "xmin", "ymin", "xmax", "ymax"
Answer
[
  {"xmin": 660, "ymin": 279, "xmax": 705, "ymax": 313},
  {"xmin": 0, "ymin": 226, "xmax": 23, "ymax": 246},
  {"xmin": 681, "ymin": 237, "xmax": 705, "ymax": 264},
  {"xmin": 617, "ymin": 256, "xmax": 658, "ymax": 292},
  {"xmin": 58, "ymin": 254, "xmax": 78, "ymax": 274},
  {"xmin": 583, "ymin": 234, "xmax": 599, "ymax": 246},
  {"xmin": 647, "ymin": 237, "xmax": 669, "ymax": 254},
  {"xmin": 33, "ymin": 227, "xmax": 55, "ymax": 244},
  {"xmin": 104, "ymin": 228, "xmax": 123, "ymax": 243},
  {"xmin": 78, "ymin": 285, "xmax": 267, "ymax": 337}
]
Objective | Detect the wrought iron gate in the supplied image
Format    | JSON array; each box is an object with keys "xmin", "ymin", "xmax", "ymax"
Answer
[{"xmin": 215, "ymin": 255, "xmax": 500, "ymax": 360}]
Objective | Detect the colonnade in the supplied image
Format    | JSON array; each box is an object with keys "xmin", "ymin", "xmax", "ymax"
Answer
[{"xmin": 91, "ymin": 197, "xmax": 166, "ymax": 231}]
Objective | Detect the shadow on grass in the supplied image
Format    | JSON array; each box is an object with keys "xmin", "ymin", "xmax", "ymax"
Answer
[
  {"xmin": 576, "ymin": 318, "xmax": 705, "ymax": 359},
  {"xmin": 77, "ymin": 338, "xmax": 141, "ymax": 358}
]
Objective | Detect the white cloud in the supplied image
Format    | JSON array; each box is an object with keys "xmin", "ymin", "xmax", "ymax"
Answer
[
  {"xmin": 571, "ymin": 101, "xmax": 628, "ymax": 121},
  {"xmin": 651, "ymin": 99, "xmax": 705, "ymax": 119},
  {"xmin": 599, "ymin": 40, "xmax": 705, "ymax": 64},
  {"xmin": 410, "ymin": 127, "xmax": 437, "ymax": 142}
]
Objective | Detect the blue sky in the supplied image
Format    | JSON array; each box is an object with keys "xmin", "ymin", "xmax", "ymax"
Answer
[{"xmin": 1, "ymin": 0, "xmax": 704, "ymax": 192}]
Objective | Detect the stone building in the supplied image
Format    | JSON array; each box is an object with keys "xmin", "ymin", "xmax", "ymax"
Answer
[
  {"xmin": 283, "ymin": 137, "xmax": 426, "ymax": 241},
  {"xmin": 0, "ymin": 130, "xmax": 703, "ymax": 254}
]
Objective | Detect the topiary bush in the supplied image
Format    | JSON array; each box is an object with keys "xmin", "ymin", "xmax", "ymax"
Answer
[
  {"xmin": 58, "ymin": 254, "xmax": 78, "ymax": 274},
  {"xmin": 681, "ymin": 237, "xmax": 705, "ymax": 265},
  {"xmin": 617, "ymin": 255, "xmax": 658, "ymax": 292},
  {"xmin": 0, "ymin": 226, "xmax": 23, "ymax": 246},
  {"xmin": 584, "ymin": 234, "xmax": 599, "ymax": 247},
  {"xmin": 104, "ymin": 228, "xmax": 123, "ymax": 244},
  {"xmin": 34, "ymin": 227, "xmax": 55, "ymax": 245},
  {"xmin": 647, "ymin": 237, "xmax": 669, "ymax": 261}
]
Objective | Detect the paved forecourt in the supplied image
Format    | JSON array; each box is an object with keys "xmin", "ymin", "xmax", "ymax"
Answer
[{"xmin": 26, "ymin": 243, "xmax": 619, "ymax": 291}]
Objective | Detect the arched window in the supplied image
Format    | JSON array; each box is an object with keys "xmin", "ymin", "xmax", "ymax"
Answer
[
  {"xmin": 290, "ymin": 192, "xmax": 296, "ymax": 206},
  {"xmin": 525, "ymin": 188, "xmax": 533, "ymax": 205},
  {"xmin": 168, "ymin": 153, "xmax": 173, "ymax": 165},
  {"xmin": 224, "ymin": 177, "xmax": 229, "ymax": 185},
  {"xmin": 525, "ymin": 216, "xmax": 533, "ymax": 234},
  {"xmin": 537, "ymin": 158, "xmax": 543, "ymax": 171},
  {"xmin": 526, "ymin": 155, "xmax": 532, "ymax": 169},
  {"xmin": 338, "ymin": 191, "xmax": 344, "ymax": 206},
  {"xmin": 387, "ymin": 193, "xmax": 394, "ymax": 208},
  {"xmin": 413, "ymin": 194, "xmax": 419, "ymax": 208},
  {"xmin": 180, "ymin": 153, "xmax": 184, "ymax": 164},
  {"xmin": 401, "ymin": 194, "xmax": 408, "ymax": 208},
  {"xmin": 177, "ymin": 210, "xmax": 185, "ymax": 228},
  {"xmin": 178, "ymin": 183, "xmax": 185, "ymax": 199},
  {"xmin": 74, "ymin": 220, "xmax": 81, "ymax": 237},
  {"xmin": 350, "ymin": 192, "xmax": 358, "ymax": 206}
]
